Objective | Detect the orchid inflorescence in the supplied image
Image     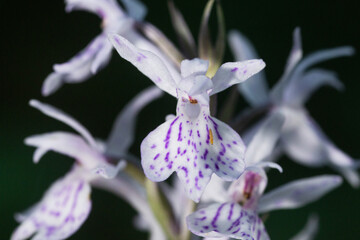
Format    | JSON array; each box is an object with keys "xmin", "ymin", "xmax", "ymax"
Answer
[{"xmin": 11, "ymin": 0, "xmax": 359, "ymax": 240}]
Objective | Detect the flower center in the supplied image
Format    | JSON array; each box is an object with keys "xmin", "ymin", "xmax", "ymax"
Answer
[{"xmin": 184, "ymin": 98, "xmax": 201, "ymax": 119}]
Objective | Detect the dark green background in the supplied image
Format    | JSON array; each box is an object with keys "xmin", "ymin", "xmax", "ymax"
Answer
[{"xmin": 1, "ymin": 0, "xmax": 360, "ymax": 239}]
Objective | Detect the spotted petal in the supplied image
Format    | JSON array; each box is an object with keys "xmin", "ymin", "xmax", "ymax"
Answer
[
  {"xmin": 11, "ymin": 171, "xmax": 91, "ymax": 240},
  {"xmin": 186, "ymin": 203, "xmax": 269, "ymax": 239},
  {"xmin": 109, "ymin": 34, "xmax": 178, "ymax": 97},
  {"xmin": 211, "ymin": 60, "xmax": 266, "ymax": 95},
  {"xmin": 141, "ymin": 115, "xmax": 246, "ymax": 202},
  {"xmin": 257, "ymin": 175, "xmax": 342, "ymax": 214}
]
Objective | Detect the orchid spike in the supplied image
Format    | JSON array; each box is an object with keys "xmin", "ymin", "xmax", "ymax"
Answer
[{"xmin": 109, "ymin": 34, "xmax": 265, "ymax": 202}]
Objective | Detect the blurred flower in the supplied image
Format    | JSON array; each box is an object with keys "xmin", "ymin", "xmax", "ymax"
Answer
[
  {"xmin": 109, "ymin": 34, "xmax": 265, "ymax": 202},
  {"xmin": 187, "ymin": 170, "xmax": 341, "ymax": 239},
  {"xmin": 11, "ymin": 86, "xmax": 162, "ymax": 240},
  {"xmin": 229, "ymin": 28, "xmax": 360, "ymax": 187}
]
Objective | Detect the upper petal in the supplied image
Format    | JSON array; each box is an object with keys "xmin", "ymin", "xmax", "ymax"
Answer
[
  {"xmin": 180, "ymin": 59, "xmax": 209, "ymax": 78},
  {"xmin": 211, "ymin": 60, "xmax": 266, "ymax": 95},
  {"xmin": 186, "ymin": 203, "xmax": 269, "ymax": 240},
  {"xmin": 105, "ymin": 86, "xmax": 163, "ymax": 158},
  {"xmin": 109, "ymin": 34, "xmax": 178, "ymax": 97},
  {"xmin": 228, "ymin": 30, "xmax": 269, "ymax": 106},
  {"xmin": 257, "ymin": 175, "xmax": 342, "ymax": 214},
  {"xmin": 11, "ymin": 171, "xmax": 91, "ymax": 240},
  {"xmin": 141, "ymin": 112, "xmax": 246, "ymax": 202}
]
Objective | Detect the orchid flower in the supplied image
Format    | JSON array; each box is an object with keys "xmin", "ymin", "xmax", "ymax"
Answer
[
  {"xmin": 229, "ymin": 28, "xmax": 360, "ymax": 187},
  {"xmin": 11, "ymin": 86, "xmax": 163, "ymax": 240},
  {"xmin": 187, "ymin": 170, "xmax": 341, "ymax": 239},
  {"xmin": 108, "ymin": 34, "xmax": 266, "ymax": 202},
  {"xmin": 186, "ymin": 113, "xmax": 341, "ymax": 239},
  {"xmin": 42, "ymin": 0, "xmax": 178, "ymax": 96}
]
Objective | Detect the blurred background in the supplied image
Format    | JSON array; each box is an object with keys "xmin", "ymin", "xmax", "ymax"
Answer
[{"xmin": 1, "ymin": 0, "xmax": 360, "ymax": 239}]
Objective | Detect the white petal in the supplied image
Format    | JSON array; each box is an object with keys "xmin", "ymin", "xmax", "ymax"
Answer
[
  {"xmin": 290, "ymin": 214, "xmax": 319, "ymax": 240},
  {"xmin": 105, "ymin": 86, "xmax": 163, "ymax": 158},
  {"xmin": 109, "ymin": 33, "xmax": 178, "ymax": 97},
  {"xmin": 25, "ymin": 132, "xmax": 105, "ymax": 169},
  {"xmin": 337, "ymin": 167, "xmax": 360, "ymax": 188},
  {"xmin": 90, "ymin": 41, "xmax": 113, "ymax": 74},
  {"xmin": 53, "ymin": 34, "xmax": 106, "ymax": 74},
  {"xmin": 42, "ymin": 73, "xmax": 64, "ymax": 97},
  {"xmin": 177, "ymin": 75, "xmax": 213, "ymax": 97},
  {"xmin": 29, "ymin": 99, "xmax": 97, "ymax": 148},
  {"xmin": 284, "ymin": 68, "xmax": 344, "ymax": 105},
  {"xmin": 141, "ymin": 114, "xmax": 246, "ymax": 202},
  {"xmin": 281, "ymin": 107, "xmax": 359, "ymax": 170},
  {"xmin": 121, "ymin": 0, "xmax": 147, "ymax": 21},
  {"xmin": 201, "ymin": 175, "xmax": 229, "ymax": 203},
  {"xmin": 257, "ymin": 175, "xmax": 342, "ymax": 213},
  {"xmin": 180, "ymin": 59, "xmax": 209, "ymax": 78},
  {"xmin": 11, "ymin": 171, "xmax": 91, "ymax": 240},
  {"xmin": 245, "ymin": 113, "xmax": 284, "ymax": 166},
  {"xmin": 280, "ymin": 107, "xmax": 328, "ymax": 167},
  {"xmin": 186, "ymin": 203, "xmax": 269, "ymax": 239},
  {"xmin": 211, "ymin": 60, "xmax": 266, "ymax": 95},
  {"xmin": 228, "ymin": 30, "xmax": 269, "ymax": 106}
]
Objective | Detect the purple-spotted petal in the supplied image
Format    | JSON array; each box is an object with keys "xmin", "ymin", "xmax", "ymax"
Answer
[
  {"xmin": 11, "ymin": 171, "xmax": 91, "ymax": 240},
  {"xmin": 105, "ymin": 86, "xmax": 163, "ymax": 158},
  {"xmin": 228, "ymin": 30, "xmax": 269, "ymax": 106},
  {"xmin": 109, "ymin": 34, "xmax": 178, "ymax": 97},
  {"xmin": 186, "ymin": 203, "xmax": 269, "ymax": 239},
  {"xmin": 141, "ymin": 115, "xmax": 246, "ymax": 202},
  {"xmin": 29, "ymin": 100, "xmax": 97, "ymax": 149},
  {"xmin": 25, "ymin": 132, "xmax": 105, "ymax": 169},
  {"xmin": 257, "ymin": 175, "xmax": 342, "ymax": 214},
  {"xmin": 211, "ymin": 60, "xmax": 266, "ymax": 95}
]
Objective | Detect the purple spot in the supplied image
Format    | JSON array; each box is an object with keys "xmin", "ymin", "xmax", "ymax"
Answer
[
  {"xmin": 181, "ymin": 166, "xmax": 188, "ymax": 177},
  {"xmin": 231, "ymin": 67, "xmax": 238, "ymax": 72},
  {"xmin": 153, "ymin": 153, "xmax": 160, "ymax": 160},
  {"xmin": 150, "ymin": 165, "xmax": 155, "ymax": 170},
  {"xmin": 178, "ymin": 122, "xmax": 183, "ymax": 141},
  {"xmin": 211, "ymin": 203, "xmax": 225, "ymax": 228},
  {"xmin": 164, "ymin": 152, "xmax": 170, "ymax": 162},
  {"xmin": 199, "ymin": 171, "xmax": 203, "ymax": 178},
  {"xmin": 151, "ymin": 144, "xmax": 157, "ymax": 149}
]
